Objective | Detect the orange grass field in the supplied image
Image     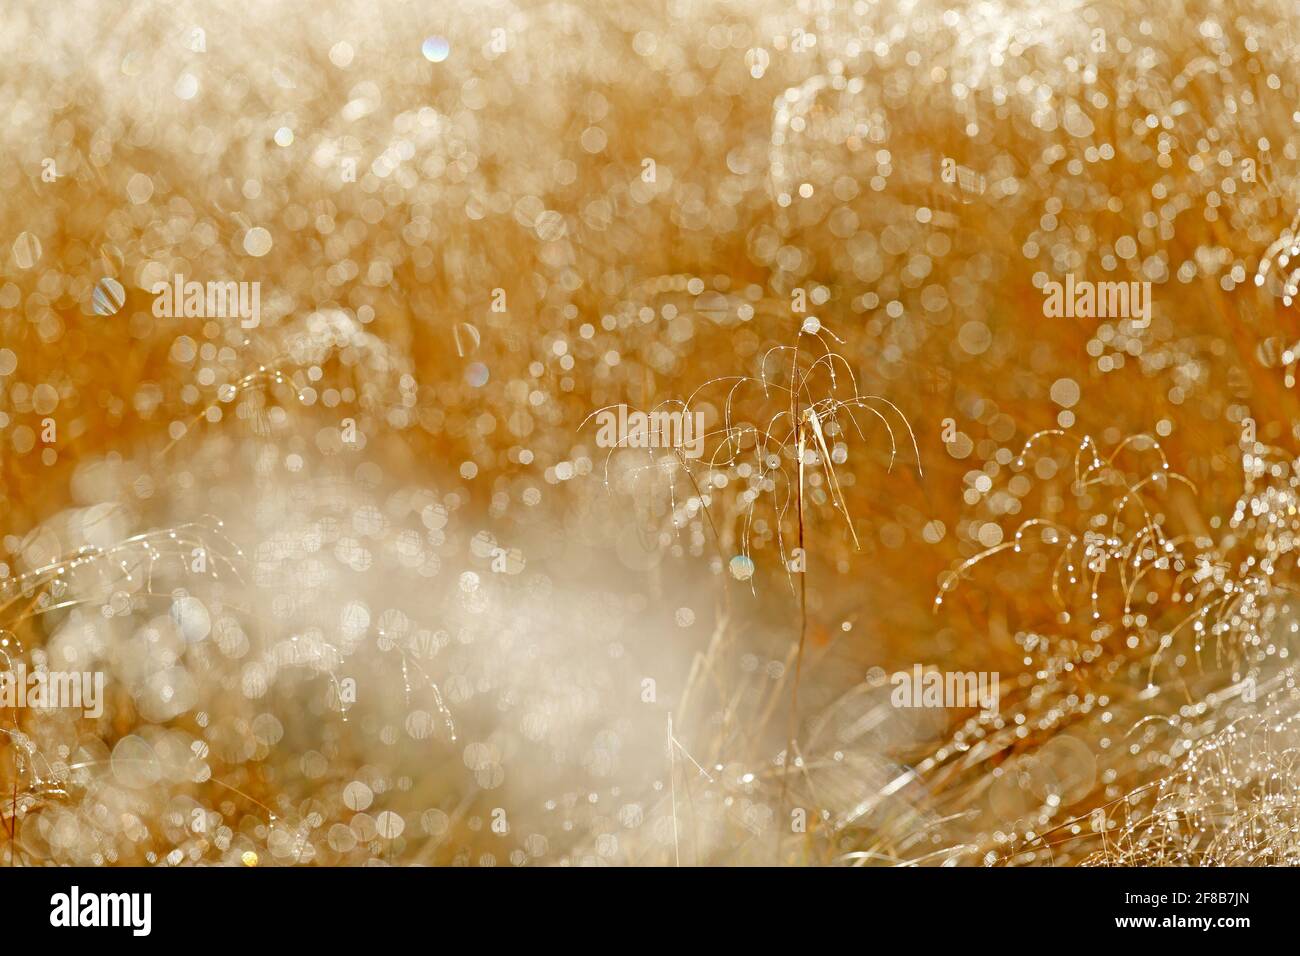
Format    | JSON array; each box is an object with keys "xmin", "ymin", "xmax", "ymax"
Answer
[{"xmin": 3, "ymin": 0, "xmax": 1300, "ymax": 868}]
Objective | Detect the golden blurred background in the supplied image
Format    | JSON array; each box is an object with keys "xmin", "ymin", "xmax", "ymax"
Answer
[{"xmin": 3, "ymin": 0, "xmax": 1300, "ymax": 865}]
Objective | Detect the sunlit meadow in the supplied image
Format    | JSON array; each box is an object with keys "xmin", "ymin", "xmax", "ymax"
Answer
[{"xmin": 3, "ymin": 0, "xmax": 1300, "ymax": 866}]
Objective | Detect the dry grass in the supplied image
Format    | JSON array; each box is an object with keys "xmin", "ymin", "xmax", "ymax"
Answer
[{"xmin": 4, "ymin": 0, "xmax": 1300, "ymax": 866}]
